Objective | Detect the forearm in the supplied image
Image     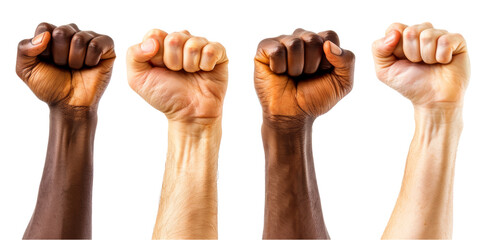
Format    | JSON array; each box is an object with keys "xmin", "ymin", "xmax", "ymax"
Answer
[
  {"xmin": 383, "ymin": 106, "xmax": 463, "ymax": 239},
  {"xmin": 262, "ymin": 118, "xmax": 328, "ymax": 239},
  {"xmin": 24, "ymin": 106, "xmax": 97, "ymax": 239},
  {"xmin": 153, "ymin": 120, "xmax": 221, "ymax": 239}
]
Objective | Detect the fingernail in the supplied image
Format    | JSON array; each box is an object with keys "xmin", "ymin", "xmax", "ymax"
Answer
[
  {"xmin": 32, "ymin": 32, "xmax": 45, "ymax": 45},
  {"xmin": 329, "ymin": 41, "xmax": 342, "ymax": 56},
  {"xmin": 141, "ymin": 39, "xmax": 155, "ymax": 53},
  {"xmin": 384, "ymin": 31, "xmax": 396, "ymax": 45}
]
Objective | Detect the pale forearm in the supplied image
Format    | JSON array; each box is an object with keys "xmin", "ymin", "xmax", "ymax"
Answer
[
  {"xmin": 383, "ymin": 106, "xmax": 463, "ymax": 239},
  {"xmin": 153, "ymin": 120, "xmax": 221, "ymax": 239}
]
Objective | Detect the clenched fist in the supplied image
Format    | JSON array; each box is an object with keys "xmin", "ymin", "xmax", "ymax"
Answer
[
  {"xmin": 372, "ymin": 22, "xmax": 470, "ymax": 107},
  {"xmin": 126, "ymin": 29, "xmax": 228, "ymax": 123},
  {"xmin": 16, "ymin": 23, "xmax": 116, "ymax": 108},
  {"xmin": 254, "ymin": 28, "xmax": 355, "ymax": 125}
]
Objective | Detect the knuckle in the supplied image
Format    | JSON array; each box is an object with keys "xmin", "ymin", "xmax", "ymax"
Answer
[
  {"xmin": 203, "ymin": 45, "xmax": 217, "ymax": 57},
  {"xmin": 196, "ymin": 36, "xmax": 208, "ymax": 43},
  {"xmin": 186, "ymin": 44, "xmax": 200, "ymax": 54},
  {"xmin": 319, "ymin": 30, "xmax": 339, "ymax": 43},
  {"xmin": 257, "ymin": 39, "xmax": 270, "ymax": 49},
  {"xmin": 88, "ymin": 40, "xmax": 101, "ymax": 53},
  {"xmin": 149, "ymin": 28, "xmax": 167, "ymax": 37},
  {"xmin": 422, "ymin": 22, "xmax": 434, "ymax": 27},
  {"xmin": 72, "ymin": 34, "xmax": 86, "ymax": 46},
  {"xmin": 211, "ymin": 41, "xmax": 224, "ymax": 50},
  {"xmin": 268, "ymin": 44, "xmax": 285, "ymax": 58},
  {"xmin": 101, "ymin": 35, "xmax": 114, "ymax": 45},
  {"xmin": 453, "ymin": 33, "xmax": 464, "ymax": 39},
  {"xmin": 438, "ymin": 35, "xmax": 451, "ymax": 46},
  {"xmin": 323, "ymin": 30, "xmax": 338, "ymax": 38},
  {"xmin": 68, "ymin": 23, "xmax": 79, "ymax": 29},
  {"xmin": 389, "ymin": 22, "xmax": 403, "ymax": 28},
  {"xmin": 403, "ymin": 27, "xmax": 419, "ymax": 39},
  {"xmin": 284, "ymin": 37, "xmax": 302, "ymax": 48},
  {"xmin": 420, "ymin": 30, "xmax": 435, "ymax": 42},
  {"xmin": 166, "ymin": 34, "xmax": 183, "ymax": 46},
  {"xmin": 18, "ymin": 39, "xmax": 29, "ymax": 51},
  {"xmin": 37, "ymin": 22, "xmax": 51, "ymax": 30},
  {"xmin": 453, "ymin": 33, "xmax": 465, "ymax": 43},
  {"xmin": 304, "ymin": 33, "xmax": 323, "ymax": 46},
  {"xmin": 52, "ymin": 28, "xmax": 68, "ymax": 39}
]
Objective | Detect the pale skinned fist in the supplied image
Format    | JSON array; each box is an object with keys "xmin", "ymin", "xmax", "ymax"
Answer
[
  {"xmin": 126, "ymin": 30, "xmax": 228, "ymax": 124},
  {"xmin": 372, "ymin": 22, "xmax": 470, "ymax": 108},
  {"xmin": 254, "ymin": 29, "xmax": 355, "ymax": 124},
  {"xmin": 16, "ymin": 23, "xmax": 116, "ymax": 108}
]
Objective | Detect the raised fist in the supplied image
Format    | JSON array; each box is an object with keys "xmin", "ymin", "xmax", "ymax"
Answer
[
  {"xmin": 16, "ymin": 23, "xmax": 116, "ymax": 108},
  {"xmin": 254, "ymin": 28, "xmax": 355, "ymax": 124},
  {"xmin": 126, "ymin": 29, "xmax": 228, "ymax": 124},
  {"xmin": 372, "ymin": 22, "xmax": 470, "ymax": 107}
]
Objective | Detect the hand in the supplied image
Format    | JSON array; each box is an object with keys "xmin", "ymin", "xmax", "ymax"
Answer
[
  {"xmin": 126, "ymin": 29, "xmax": 228, "ymax": 124},
  {"xmin": 372, "ymin": 22, "xmax": 470, "ymax": 108},
  {"xmin": 254, "ymin": 28, "xmax": 355, "ymax": 125},
  {"xmin": 16, "ymin": 23, "xmax": 116, "ymax": 109}
]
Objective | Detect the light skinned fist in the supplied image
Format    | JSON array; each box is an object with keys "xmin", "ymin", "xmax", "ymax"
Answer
[
  {"xmin": 126, "ymin": 29, "xmax": 228, "ymax": 124},
  {"xmin": 254, "ymin": 28, "xmax": 355, "ymax": 125},
  {"xmin": 372, "ymin": 22, "xmax": 470, "ymax": 108},
  {"xmin": 16, "ymin": 23, "xmax": 116, "ymax": 108}
]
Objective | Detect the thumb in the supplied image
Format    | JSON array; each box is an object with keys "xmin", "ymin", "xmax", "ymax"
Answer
[
  {"xmin": 372, "ymin": 30, "xmax": 400, "ymax": 70},
  {"xmin": 323, "ymin": 40, "xmax": 355, "ymax": 78},
  {"xmin": 16, "ymin": 32, "xmax": 51, "ymax": 80},
  {"xmin": 126, "ymin": 38, "xmax": 159, "ymax": 90}
]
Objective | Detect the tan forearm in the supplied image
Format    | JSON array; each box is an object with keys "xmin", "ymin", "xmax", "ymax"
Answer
[
  {"xmin": 383, "ymin": 106, "xmax": 463, "ymax": 239},
  {"xmin": 153, "ymin": 120, "xmax": 221, "ymax": 239}
]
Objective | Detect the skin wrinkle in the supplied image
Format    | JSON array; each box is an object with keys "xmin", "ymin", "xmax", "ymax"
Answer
[
  {"xmin": 255, "ymin": 29, "xmax": 355, "ymax": 239},
  {"xmin": 16, "ymin": 22, "xmax": 115, "ymax": 239}
]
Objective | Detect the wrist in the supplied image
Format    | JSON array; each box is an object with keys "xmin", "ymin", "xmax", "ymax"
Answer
[
  {"xmin": 166, "ymin": 118, "xmax": 221, "ymax": 176},
  {"xmin": 168, "ymin": 117, "xmax": 222, "ymax": 139},
  {"xmin": 413, "ymin": 103, "xmax": 463, "ymax": 126},
  {"xmin": 262, "ymin": 113, "xmax": 314, "ymax": 134},
  {"xmin": 49, "ymin": 104, "xmax": 98, "ymax": 122},
  {"xmin": 262, "ymin": 116, "xmax": 313, "ymax": 166}
]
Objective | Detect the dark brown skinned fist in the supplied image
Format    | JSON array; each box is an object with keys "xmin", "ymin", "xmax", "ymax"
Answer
[
  {"xmin": 16, "ymin": 23, "xmax": 116, "ymax": 109},
  {"xmin": 255, "ymin": 29, "xmax": 355, "ymax": 125}
]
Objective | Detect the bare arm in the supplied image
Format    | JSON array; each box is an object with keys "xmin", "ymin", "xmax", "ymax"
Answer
[
  {"xmin": 254, "ymin": 29, "xmax": 355, "ymax": 239},
  {"xmin": 16, "ymin": 22, "xmax": 115, "ymax": 239},
  {"xmin": 153, "ymin": 121, "xmax": 220, "ymax": 239},
  {"xmin": 383, "ymin": 106, "xmax": 462, "ymax": 238},
  {"xmin": 24, "ymin": 108, "xmax": 96, "ymax": 239},
  {"xmin": 372, "ymin": 22, "xmax": 469, "ymax": 239},
  {"xmin": 126, "ymin": 29, "xmax": 228, "ymax": 239},
  {"xmin": 262, "ymin": 119, "xmax": 328, "ymax": 238}
]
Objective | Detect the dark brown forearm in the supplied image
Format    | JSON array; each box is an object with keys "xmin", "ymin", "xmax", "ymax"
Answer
[
  {"xmin": 23, "ymin": 105, "xmax": 97, "ymax": 239},
  {"xmin": 262, "ymin": 116, "xmax": 329, "ymax": 239}
]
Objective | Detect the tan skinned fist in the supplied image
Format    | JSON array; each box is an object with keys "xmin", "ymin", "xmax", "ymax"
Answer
[
  {"xmin": 126, "ymin": 29, "xmax": 228, "ymax": 124},
  {"xmin": 254, "ymin": 28, "xmax": 355, "ymax": 126},
  {"xmin": 372, "ymin": 22, "xmax": 470, "ymax": 108}
]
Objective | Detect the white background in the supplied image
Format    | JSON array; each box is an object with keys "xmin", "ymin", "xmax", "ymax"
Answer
[{"xmin": 1, "ymin": 0, "xmax": 482, "ymax": 239}]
